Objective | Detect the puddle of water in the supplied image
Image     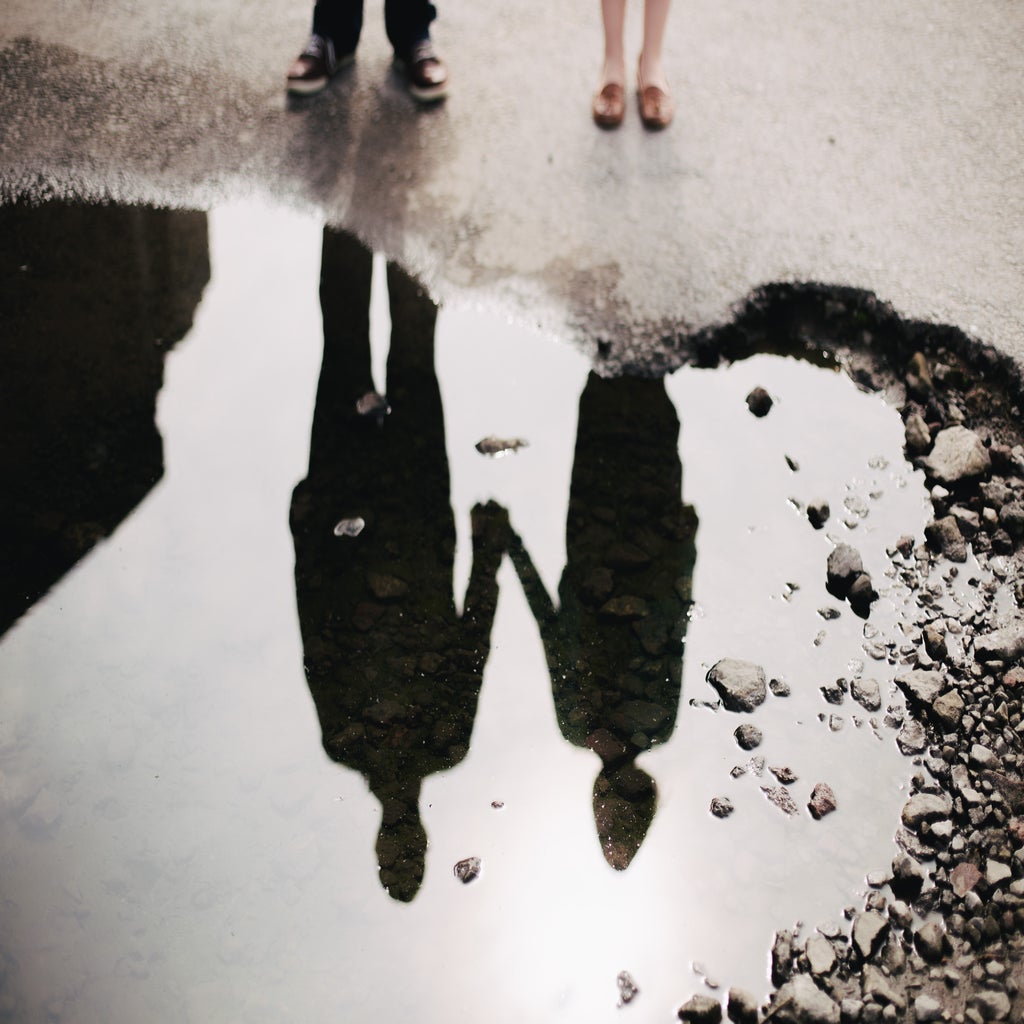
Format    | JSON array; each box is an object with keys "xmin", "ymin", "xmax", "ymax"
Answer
[{"xmin": 0, "ymin": 199, "xmax": 933, "ymax": 1023}]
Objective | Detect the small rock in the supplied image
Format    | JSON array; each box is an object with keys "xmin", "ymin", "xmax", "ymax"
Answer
[
  {"xmin": 925, "ymin": 516, "xmax": 968, "ymax": 562},
  {"xmin": 734, "ymin": 724, "xmax": 763, "ymax": 750},
  {"xmin": 453, "ymin": 856, "xmax": 482, "ymax": 883},
  {"xmin": 969, "ymin": 744, "xmax": 999, "ymax": 770},
  {"xmin": 746, "ymin": 386, "xmax": 773, "ymax": 417},
  {"xmin": 904, "ymin": 412, "xmax": 932, "ymax": 454},
  {"xmin": 726, "ymin": 987, "xmax": 758, "ymax": 1024},
  {"xmin": 806, "ymin": 934, "xmax": 837, "ymax": 976},
  {"xmin": 914, "ymin": 994, "xmax": 943, "ymax": 1023},
  {"xmin": 914, "ymin": 920, "xmax": 950, "ymax": 964},
  {"xmin": 770, "ymin": 765, "xmax": 798, "ymax": 785},
  {"xmin": 770, "ymin": 678, "xmax": 792, "ymax": 697},
  {"xmin": 808, "ymin": 783, "xmax": 837, "ymax": 820},
  {"xmin": 861, "ymin": 964, "xmax": 905, "ymax": 1010},
  {"xmin": 677, "ymin": 993, "xmax": 721, "ymax": 1023},
  {"xmin": 826, "ymin": 544, "xmax": 864, "ymax": 598},
  {"xmin": 950, "ymin": 862, "xmax": 983, "ymax": 897},
  {"xmin": 853, "ymin": 911, "xmax": 889, "ymax": 960},
  {"xmin": 897, "ymin": 719, "xmax": 927, "ymax": 755},
  {"xmin": 710, "ymin": 797, "xmax": 734, "ymax": 819},
  {"xmin": 986, "ymin": 861, "xmax": 1012, "ymax": 886},
  {"xmin": 920, "ymin": 425, "xmax": 992, "ymax": 485},
  {"xmin": 762, "ymin": 785, "xmax": 800, "ymax": 816},
  {"xmin": 974, "ymin": 620, "xmax": 1024, "ymax": 664},
  {"xmin": 807, "ymin": 500, "xmax": 830, "ymax": 529},
  {"xmin": 333, "ymin": 516, "xmax": 366, "ymax": 537},
  {"xmin": 475, "ymin": 436, "xmax": 528, "ymax": 457},
  {"xmin": 851, "ymin": 677, "xmax": 882, "ymax": 712},
  {"xmin": 895, "ymin": 669, "xmax": 946, "ymax": 709},
  {"xmin": 768, "ymin": 974, "xmax": 841, "ymax": 1024},
  {"xmin": 707, "ymin": 659, "xmax": 767, "ymax": 713},
  {"xmin": 617, "ymin": 970, "xmax": 640, "ymax": 1006},
  {"xmin": 968, "ymin": 989, "xmax": 1011, "ymax": 1021},
  {"xmin": 902, "ymin": 793, "xmax": 953, "ymax": 830},
  {"xmin": 932, "ymin": 690, "xmax": 965, "ymax": 731},
  {"xmin": 771, "ymin": 930, "xmax": 796, "ymax": 986}
]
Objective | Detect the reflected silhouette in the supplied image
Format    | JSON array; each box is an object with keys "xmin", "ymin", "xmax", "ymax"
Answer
[
  {"xmin": 0, "ymin": 202, "xmax": 209, "ymax": 637},
  {"xmin": 510, "ymin": 372, "xmax": 697, "ymax": 869},
  {"xmin": 290, "ymin": 228, "xmax": 505, "ymax": 902}
]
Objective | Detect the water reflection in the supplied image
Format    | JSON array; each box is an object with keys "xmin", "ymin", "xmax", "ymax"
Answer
[
  {"xmin": 509, "ymin": 373, "xmax": 698, "ymax": 868},
  {"xmin": 0, "ymin": 202, "xmax": 209, "ymax": 637},
  {"xmin": 290, "ymin": 228, "xmax": 505, "ymax": 901}
]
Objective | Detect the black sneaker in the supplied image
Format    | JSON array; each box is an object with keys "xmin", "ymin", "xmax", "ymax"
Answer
[
  {"xmin": 286, "ymin": 34, "xmax": 353, "ymax": 95},
  {"xmin": 395, "ymin": 39, "xmax": 449, "ymax": 103}
]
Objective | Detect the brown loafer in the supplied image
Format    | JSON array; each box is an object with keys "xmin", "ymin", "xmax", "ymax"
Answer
[
  {"xmin": 592, "ymin": 83, "xmax": 625, "ymax": 129},
  {"xmin": 636, "ymin": 67, "xmax": 674, "ymax": 130}
]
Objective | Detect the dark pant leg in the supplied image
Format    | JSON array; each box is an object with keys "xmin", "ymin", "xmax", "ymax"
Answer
[
  {"xmin": 383, "ymin": 0, "xmax": 437, "ymax": 55},
  {"xmin": 311, "ymin": 0, "xmax": 364, "ymax": 53}
]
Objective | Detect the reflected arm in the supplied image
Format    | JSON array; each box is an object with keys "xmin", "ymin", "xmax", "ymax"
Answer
[{"xmin": 506, "ymin": 525, "xmax": 557, "ymax": 637}]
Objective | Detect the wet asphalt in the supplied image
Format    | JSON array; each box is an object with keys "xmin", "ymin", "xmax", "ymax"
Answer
[{"xmin": 1, "ymin": 0, "xmax": 1023, "ymax": 366}]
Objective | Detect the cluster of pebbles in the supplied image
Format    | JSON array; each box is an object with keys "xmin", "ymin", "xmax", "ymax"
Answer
[{"xmin": 673, "ymin": 346, "xmax": 1024, "ymax": 1023}]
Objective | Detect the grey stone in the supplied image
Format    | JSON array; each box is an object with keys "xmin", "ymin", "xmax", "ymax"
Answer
[
  {"xmin": 808, "ymin": 500, "xmax": 830, "ymax": 529},
  {"xmin": 974, "ymin": 621, "xmax": 1024, "ymax": 664},
  {"xmin": 726, "ymin": 987, "xmax": 759, "ymax": 1024},
  {"xmin": 986, "ymin": 860, "xmax": 1012, "ymax": 886},
  {"xmin": 902, "ymin": 792, "xmax": 953, "ymax": 829},
  {"xmin": 897, "ymin": 719, "xmax": 928, "ymax": 755},
  {"xmin": 767, "ymin": 974, "xmax": 841, "ymax": 1024},
  {"xmin": 904, "ymin": 412, "xmax": 932, "ymax": 454},
  {"xmin": 895, "ymin": 669, "xmax": 946, "ymax": 709},
  {"xmin": 771, "ymin": 930, "xmax": 796, "ymax": 986},
  {"xmin": 861, "ymin": 965, "xmax": 906, "ymax": 1009},
  {"xmin": 710, "ymin": 797, "xmax": 734, "ymax": 819},
  {"xmin": 851, "ymin": 677, "xmax": 881, "ymax": 712},
  {"xmin": 969, "ymin": 744, "xmax": 999, "ymax": 770},
  {"xmin": 734, "ymin": 723, "xmax": 763, "ymax": 750},
  {"xmin": 853, "ymin": 911, "xmax": 889, "ymax": 960},
  {"xmin": 925, "ymin": 516, "xmax": 968, "ymax": 562},
  {"xmin": 806, "ymin": 934, "xmax": 837, "ymax": 976},
  {"xmin": 998, "ymin": 501, "xmax": 1024, "ymax": 539},
  {"xmin": 914, "ymin": 920, "xmax": 950, "ymax": 963},
  {"xmin": 707, "ymin": 659, "xmax": 767, "ymax": 713},
  {"xmin": 677, "ymin": 993, "xmax": 722, "ymax": 1023},
  {"xmin": 914, "ymin": 994, "xmax": 944, "ymax": 1023},
  {"xmin": 920, "ymin": 425, "xmax": 992, "ymax": 485},
  {"xmin": 826, "ymin": 544, "xmax": 864, "ymax": 598},
  {"xmin": 808, "ymin": 783, "xmax": 838, "ymax": 820},
  {"xmin": 968, "ymin": 989, "xmax": 1011, "ymax": 1021},
  {"xmin": 933, "ymin": 689, "xmax": 965, "ymax": 730},
  {"xmin": 746, "ymin": 386, "xmax": 773, "ymax": 417}
]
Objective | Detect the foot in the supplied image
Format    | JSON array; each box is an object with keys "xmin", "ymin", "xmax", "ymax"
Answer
[
  {"xmin": 592, "ymin": 83, "xmax": 625, "ymax": 128},
  {"xmin": 636, "ymin": 56, "xmax": 673, "ymax": 129},
  {"xmin": 395, "ymin": 39, "xmax": 448, "ymax": 103},
  {"xmin": 286, "ymin": 34, "xmax": 353, "ymax": 95}
]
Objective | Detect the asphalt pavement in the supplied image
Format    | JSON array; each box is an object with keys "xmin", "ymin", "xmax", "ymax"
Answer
[{"xmin": 2, "ymin": 0, "xmax": 1022, "ymax": 368}]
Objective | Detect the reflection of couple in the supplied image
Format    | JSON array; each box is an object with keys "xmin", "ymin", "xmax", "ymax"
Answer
[{"xmin": 291, "ymin": 228, "xmax": 697, "ymax": 901}]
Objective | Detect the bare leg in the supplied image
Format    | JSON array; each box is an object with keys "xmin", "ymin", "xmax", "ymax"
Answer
[
  {"xmin": 639, "ymin": 0, "xmax": 671, "ymax": 91},
  {"xmin": 599, "ymin": 0, "xmax": 627, "ymax": 86}
]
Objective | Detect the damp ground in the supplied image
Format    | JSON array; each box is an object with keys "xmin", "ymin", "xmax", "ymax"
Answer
[{"xmin": 0, "ymin": 200, "xmax": 1021, "ymax": 1023}]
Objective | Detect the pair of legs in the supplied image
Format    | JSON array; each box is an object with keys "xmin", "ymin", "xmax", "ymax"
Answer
[
  {"xmin": 598, "ymin": 0, "xmax": 671, "ymax": 92},
  {"xmin": 310, "ymin": 0, "xmax": 437, "ymax": 58},
  {"xmin": 592, "ymin": 0, "xmax": 673, "ymax": 128}
]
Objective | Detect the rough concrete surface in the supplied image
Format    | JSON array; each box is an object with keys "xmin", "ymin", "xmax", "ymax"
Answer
[{"xmin": 1, "ymin": 0, "xmax": 1022, "ymax": 365}]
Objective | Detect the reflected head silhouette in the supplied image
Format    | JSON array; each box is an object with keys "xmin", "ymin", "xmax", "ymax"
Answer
[
  {"xmin": 510, "ymin": 371, "xmax": 697, "ymax": 869},
  {"xmin": 291, "ymin": 227, "xmax": 506, "ymax": 902}
]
